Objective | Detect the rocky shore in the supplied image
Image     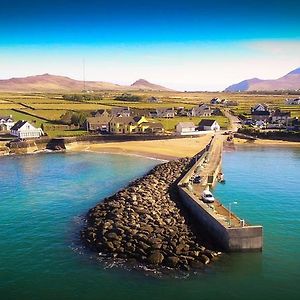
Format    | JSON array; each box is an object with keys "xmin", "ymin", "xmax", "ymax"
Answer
[{"xmin": 81, "ymin": 158, "xmax": 221, "ymax": 272}]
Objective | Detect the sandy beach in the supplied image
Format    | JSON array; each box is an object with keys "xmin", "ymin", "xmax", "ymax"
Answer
[
  {"xmin": 234, "ymin": 138, "xmax": 300, "ymax": 148},
  {"xmin": 66, "ymin": 135, "xmax": 213, "ymax": 160}
]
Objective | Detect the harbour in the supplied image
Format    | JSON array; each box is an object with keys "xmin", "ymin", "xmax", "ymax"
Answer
[{"xmin": 0, "ymin": 147, "xmax": 299, "ymax": 299}]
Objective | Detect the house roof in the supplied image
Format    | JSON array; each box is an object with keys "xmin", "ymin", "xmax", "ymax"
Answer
[
  {"xmin": 272, "ymin": 109, "xmax": 291, "ymax": 117},
  {"xmin": 251, "ymin": 111, "xmax": 270, "ymax": 116},
  {"xmin": 91, "ymin": 109, "xmax": 109, "ymax": 117},
  {"xmin": 110, "ymin": 116, "xmax": 136, "ymax": 125},
  {"xmin": 142, "ymin": 122, "xmax": 164, "ymax": 128},
  {"xmin": 156, "ymin": 107, "xmax": 174, "ymax": 113},
  {"xmin": 111, "ymin": 107, "xmax": 130, "ymax": 114},
  {"xmin": 252, "ymin": 103, "xmax": 269, "ymax": 111},
  {"xmin": 177, "ymin": 122, "xmax": 195, "ymax": 128},
  {"xmin": 87, "ymin": 116, "xmax": 112, "ymax": 124},
  {"xmin": 198, "ymin": 119, "xmax": 217, "ymax": 127},
  {"xmin": 0, "ymin": 115, "xmax": 13, "ymax": 121},
  {"xmin": 133, "ymin": 116, "xmax": 147, "ymax": 123},
  {"xmin": 192, "ymin": 104, "xmax": 210, "ymax": 110},
  {"xmin": 10, "ymin": 120, "xmax": 27, "ymax": 131},
  {"xmin": 211, "ymin": 97, "xmax": 221, "ymax": 102}
]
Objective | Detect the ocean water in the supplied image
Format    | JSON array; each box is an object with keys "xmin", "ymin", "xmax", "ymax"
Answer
[{"xmin": 0, "ymin": 148, "xmax": 299, "ymax": 300}]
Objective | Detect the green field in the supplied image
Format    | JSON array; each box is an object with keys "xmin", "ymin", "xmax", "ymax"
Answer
[
  {"xmin": 46, "ymin": 129, "xmax": 88, "ymax": 138},
  {"xmin": 0, "ymin": 109, "xmax": 46, "ymax": 127},
  {"xmin": 1, "ymin": 91, "xmax": 299, "ymax": 138},
  {"xmin": 153, "ymin": 116, "xmax": 229, "ymax": 131},
  {"xmin": 22, "ymin": 109, "xmax": 67, "ymax": 120}
]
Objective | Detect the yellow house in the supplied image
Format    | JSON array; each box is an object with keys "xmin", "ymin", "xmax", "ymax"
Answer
[
  {"xmin": 109, "ymin": 116, "xmax": 141, "ymax": 134},
  {"xmin": 109, "ymin": 116, "xmax": 163, "ymax": 134}
]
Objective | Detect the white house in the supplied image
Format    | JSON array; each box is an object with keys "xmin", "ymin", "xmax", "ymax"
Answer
[
  {"xmin": 251, "ymin": 103, "xmax": 269, "ymax": 112},
  {"xmin": 0, "ymin": 115, "xmax": 14, "ymax": 131},
  {"xmin": 271, "ymin": 109, "xmax": 291, "ymax": 124},
  {"xmin": 210, "ymin": 97, "xmax": 222, "ymax": 105},
  {"xmin": 10, "ymin": 120, "xmax": 44, "ymax": 139},
  {"xmin": 176, "ymin": 122, "xmax": 196, "ymax": 134},
  {"xmin": 188, "ymin": 104, "xmax": 212, "ymax": 117},
  {"xmin": 198, "ymin": 119, "xmax": 220, "ymax": 131},
  {"xmin": 285, "ymin": 98, "xmax": 300, "ymax": 105},
  {"xmin": 251, "ymin": 103, "xmax": 270, "ymax": 121},
  {"xmin": 149, "ymin": 108, "xmax": 175, "ymax": 118}
]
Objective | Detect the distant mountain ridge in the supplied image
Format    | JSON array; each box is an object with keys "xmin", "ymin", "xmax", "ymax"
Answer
[
  {"xmin": 131, "ymin": 79, "xmax": 173, "ymax": 91},
  {"xmin": 225, "ymin": 67, "xmax": 300, "ymax": 92},
  {"xmin": 0, "ymin": 74, "xmax": 172, "ymax": 92}
]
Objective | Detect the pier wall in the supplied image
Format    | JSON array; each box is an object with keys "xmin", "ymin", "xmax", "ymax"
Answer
[{"xmin": 177, "ymin": 137, "xmax": 263, "ymax": 252}]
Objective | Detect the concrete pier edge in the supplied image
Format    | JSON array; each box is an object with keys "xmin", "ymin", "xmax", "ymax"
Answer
[{"xmin": 177, "ymin": 136, "xmax": 263, "ymax": 252}]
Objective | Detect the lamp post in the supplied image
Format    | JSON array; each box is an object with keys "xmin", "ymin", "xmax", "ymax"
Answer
[{"xmin": 229, "ymin": 201, "xmax": 238, "ymax": 226}]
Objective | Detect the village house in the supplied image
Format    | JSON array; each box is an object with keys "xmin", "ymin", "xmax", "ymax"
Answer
[
  {"xmin": 141, "ymin": 122, "xmax": 164, "ymax": 134},
  {"xmin": 291, "ymin": 117, "xmax": 300, "ymax": 131},
  {"xmin": 86, "ymin": 114, "xmax": 164, "ymax": 134},
  {"xmin": 149, "ymin": 108, "xmax": 175, "ymax": 118},
  {"xmin": 221, "ymin": 99, "xmax": 238, "ymax": 106},
  {"xmin": 10, "ymin": 120, "xmax": 44, "ymax": 139},
  {"xmin": 251, "ymin": 103, "xmax": 269, "ymax": 112},
  {"xmin": 109, "ymin": 116, "xmax": 136, "ymax": 134},
  {"xmin": 198, "ymin": 119, "xmax": 221, "ymax": 131},
  {"xmin": 86, "ymin": 116, "xmax": 112, "ymax": 132},
  {"xmin": 109, "ymin": 116, "xmax": 164, "ymax": 134},
  {"xmin": 132, "ymin": 116, "xmax": 150, "ymax": 133},
  {"xmin": 251, "ymin": 103, "xmax": 270, "ymax": 121},
  {"xmin": 176, "ymin": 122, "xmax": 196, "ymax": 135},
  {"xmin": 146, "ymin": 96, "xmax": 162, "ymax": 103},
  {"xmin": 176, "ymin": 107, "xmax": 188, "ymax": 116},
  {"xmin": 0, "ymin": 115, "xmax": 14, "ymax": 131},
  {"xmin": 210, "ymin": 97, "xmax": 222, "ymax": 105},
  {"xmin": 285, "ymin": 98, "xmax": 300, "ymax": 105},
  {"xmin": 255, "ymin": 120, "xmax": 267, "ymax": 128},
  {"xmin": 187, "ymin": 104, "xmax": 212, "ymax": 117},
  {"xmin": 212, "ymin": 107, "xmax": 223, "ymax": 116},
  {"xmin": 271, "ymin": 109, "xmax": 291, "ymax": 124},
  {"xmin": 111, "ymin": 107, "xmax": 131, "ymax": 117},
  {"xmin": 91, "ymin": 109, "xmax": 110, "ymax": 118}
]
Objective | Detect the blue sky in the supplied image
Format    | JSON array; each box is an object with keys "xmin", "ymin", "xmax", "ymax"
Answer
[{"xmin": 0, "ymin": 0, "xmax": 300, "ymax": 90}]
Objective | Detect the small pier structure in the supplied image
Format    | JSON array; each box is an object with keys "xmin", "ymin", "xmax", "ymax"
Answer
[{"xmin": 178, "ymin": 136, "xmax": 263, "ymax": 252}]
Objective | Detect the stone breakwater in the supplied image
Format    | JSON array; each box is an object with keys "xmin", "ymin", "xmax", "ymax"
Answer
[{"xmin": 81, "ymin": 158, "xmax": 221, "ymax": 271}]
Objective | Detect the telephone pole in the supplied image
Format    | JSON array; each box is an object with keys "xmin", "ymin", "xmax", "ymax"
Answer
[{"xmin": 83, "ymin": 59, "xmax": 86, "ymax": 92}]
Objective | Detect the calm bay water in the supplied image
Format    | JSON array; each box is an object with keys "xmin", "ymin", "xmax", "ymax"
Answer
[{"xmin": 0, "ymin": 148, "xmax": 299, "ymax": 300}]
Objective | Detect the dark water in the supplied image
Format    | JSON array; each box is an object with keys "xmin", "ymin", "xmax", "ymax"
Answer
[{"xmin": 0, "ymin": 149, "xmax": 299, "ymax": 300}]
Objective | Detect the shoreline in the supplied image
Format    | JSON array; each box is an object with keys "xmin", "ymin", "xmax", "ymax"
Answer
[
  {"xmin": 65, "ymin": 135, "xmax": 213, "ymax": 161},
  {"xmin": 234, "ymin": 138, "xmax": 300, "ymax": 148},
  {"xmin": 72, "ymin": 148, "xmax": 170, "ymax": 162},
  {"xmin": 1, "ymin": 135, "xmax": 300, "ymax": 159}
]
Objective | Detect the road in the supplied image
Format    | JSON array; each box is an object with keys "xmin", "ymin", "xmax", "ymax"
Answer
[{"xmin": 223, "ymin": 109, "xmax": 242, "ymax": 132}]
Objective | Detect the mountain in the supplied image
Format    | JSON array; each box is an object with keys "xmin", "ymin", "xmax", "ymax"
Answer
[
  {"xmin": 0, "ymin": 74, "xmax": 172, "ymax": 92},
  {"xmin": 131, "ymin": 79, "xmax": 173, "ymax": 91},
  {"xmin": 225, "ymin": 67, "xmax": 300, "ymax": 92}
]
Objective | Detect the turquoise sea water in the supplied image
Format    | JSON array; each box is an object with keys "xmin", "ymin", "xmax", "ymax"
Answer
[{"xmin": 0, "ymin": 149, "xmax": 299, "ymax": 300}]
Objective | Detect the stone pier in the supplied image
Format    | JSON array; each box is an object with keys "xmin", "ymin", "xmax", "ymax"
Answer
[{"xmin": 177, "ymin": 136, "xmax": 263, "ymax": 252}]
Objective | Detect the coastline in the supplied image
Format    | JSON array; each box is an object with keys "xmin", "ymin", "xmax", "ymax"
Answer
[
  {"xmin": 65, "ymin": 135, "xmax": 213, "ymax": 160},
  {"xmin": 1, "ymin": 134, "xmax": 300, "ymax": 159},
  {"xmin": 234, "ymin": 138, "xmax": 300, "ymax": 148}
]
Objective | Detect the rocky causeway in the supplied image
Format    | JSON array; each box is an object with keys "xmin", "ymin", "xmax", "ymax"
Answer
[{"xmin": 81, "ymin": 157, "xmax": 221, "ymax": 272}]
